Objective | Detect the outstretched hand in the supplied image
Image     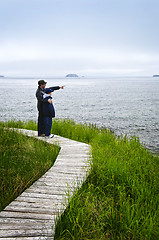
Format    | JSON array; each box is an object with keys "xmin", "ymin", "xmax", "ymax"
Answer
[{"xmin": 60, "ymin": 86, "xmax": 65, "ymax": 89}]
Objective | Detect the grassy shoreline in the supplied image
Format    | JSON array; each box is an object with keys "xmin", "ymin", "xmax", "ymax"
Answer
[{"xmin": 0, "ymin": 119, "xmax": 159, "ymax": 239}]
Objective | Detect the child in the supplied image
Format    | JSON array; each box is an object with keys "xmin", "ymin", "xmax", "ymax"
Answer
[{"xmin": 42, "ymin": 88, "xmax": 55, "ymax": 138}]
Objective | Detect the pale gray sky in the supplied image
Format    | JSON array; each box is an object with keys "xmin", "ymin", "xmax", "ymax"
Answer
[{"xmin": 0, "ymin": 0, "xmax": 159, "ymax": 77}]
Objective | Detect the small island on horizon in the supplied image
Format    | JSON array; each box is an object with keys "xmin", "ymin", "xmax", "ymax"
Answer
[
  {"xmin": 65, "ymin": 74, "xmax": 79, "ymax": 78},
  {"xmin": 0, "ymin": 75, "xmax": 4, "ymax": 78},
  {"xmin": 153, "ymin": 75, "xmax": 159, "ymax": 77}
]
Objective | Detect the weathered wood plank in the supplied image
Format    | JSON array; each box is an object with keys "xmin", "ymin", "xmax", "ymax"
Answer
[
  {"xmin": 0, "ymin": 218, "xmax": 53, "ymax": 225},
  {"xmin": 38, "ymin": 174, "xmax": 84, "ymax": 180},
  {"xmin": 0, "ymin": 228, "xmax": 53, "ymax": 238},
  {"xmin": 3, "ymin": 207, "xmax": 64, "ymax": 214},
  {"xmin": 43, "ymin": 170, "xmax": 86, "ymax": 178},
  {"xmin": 31, "ymin": 180, "xmax": 80, "ymax": 188},
  {"xmin": 35, "ymin": 179, "xmax": 82, "ymax": 187},
  {"xmin": 0, "ymin": 223, "xmax": 54, "ymax": 230},
  {"xmin": 16, "ymin": 195, "xmax": 64, "ymax": 201},
  {"xmin": 0, "ymin": 211, "xmax": 55, "ymax": 220},
  {"xmin": 23, "ymin": 187, "xmax": 68, "ymax": 198},
  {"xmin": 5, "ymin": 201, "xmax": 63, "ymax": 209},
  {"xmin": 0, "ymin": 238, "xmax": 53, "ymax": 240},
  {"xmin": 13, "ymin": 198, "xmax": 64, "ymax": 205},
  {"xmin": 47, "ymin": 168, "xmax": 89, "ymax": 173},
  {"xmin": 53, "ymin": 162, "xmax": 89, "ymax": 167}
]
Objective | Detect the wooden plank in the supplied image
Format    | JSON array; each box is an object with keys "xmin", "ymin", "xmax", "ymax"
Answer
[
  {"xmin": 0, "ymin": 229, "xmax": 53, "ymax": 238},
  {"xmin": 32, "ymin": 180, "xmax": 80, "ymax": 188},
  {"xmin": 49, "ymin": 167, "xmax": 89, "ymax": 172},
  {"xmin": 26, "ymin": 183, "xmax": 70, "ymax": 189},
  {"xmin": 54, "ymin": 161, "xmax": 90, "ymax": 166},
  {"xmin": 44, "ymin": 169, "xmax": 86, "ymax": 177},
  {"xmin": 3, "ymin": 207, "xmax": 64, "ymax": 214},
  {"xmin": 57, "ymin": 154, "xmax": 90, "ymax": 158},
  {"xmin": 36, "ymin": 178, "xmax": 82, "ymax": 185},
  {"xmin": 5, "ymin": 201, "xmax": 63, "ymax": 209},
  {"xmin": 0, "ymin": 218, "xmax": 53, "ymax": 225},
  {"xmin": 0, "ymin": 211, "xmax": 56, "ymax": 220},
  {"xmin": 16, "ymin": 194, "xmax": 64, "ymax": 201},
  {"xmin": 38, "ymin": 174, "xmax": 84, "ymax": 180},
  {"xmin": 0, "ymin": 237, "xmax": 53, "ymax": 240},
  {"xmin": 13, "ymin": 198, "xmax": 66, "ymax": 207},
  {"xmin": 23, "ymin": 187, "xmax": 68, "ymax": 198},
  {"xmin": 0, "ymin": 223, "xmax": 54, "ymax": 230}
]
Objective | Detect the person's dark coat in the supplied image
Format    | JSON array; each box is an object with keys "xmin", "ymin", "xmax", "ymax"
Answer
[
  {"xmin": 42, "ymin": 95, "xmax": 55, "ymax": 118},
  {"xmin": 36, "ymin": 86, "xmax": 60, "ymax": 111}
]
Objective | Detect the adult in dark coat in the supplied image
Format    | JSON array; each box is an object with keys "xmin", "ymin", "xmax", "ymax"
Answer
[{"xmin": 35, "ymin": 80, "xmax": 64, "ymax": 136}]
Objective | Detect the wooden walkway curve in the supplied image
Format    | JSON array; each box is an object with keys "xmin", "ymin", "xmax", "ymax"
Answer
[{"xmin": 0, "ymin": 129, "xmax": 91, "ymax": 240}]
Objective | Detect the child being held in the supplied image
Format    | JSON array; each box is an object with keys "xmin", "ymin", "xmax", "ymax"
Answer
[{"xmin": 42, "ymin": 88, "xmax": 55, "ymax": 138}]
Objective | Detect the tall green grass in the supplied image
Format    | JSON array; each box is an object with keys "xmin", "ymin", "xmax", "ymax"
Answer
[
  {"xmin": 0, "ymin": 119, "xmax": 159, "ymax": 239},
  {"xmin": 0, "ymin": 126, "xmax": 60, "ymax": 211},
  {"xmin": 54, "ymin": 131, "xmax": 159, "ymax": 239}
]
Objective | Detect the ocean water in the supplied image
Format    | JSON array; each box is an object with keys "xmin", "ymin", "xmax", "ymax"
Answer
[{"xmin": 0, "ymin": 76, "xmax": 159, "ymax": 153}]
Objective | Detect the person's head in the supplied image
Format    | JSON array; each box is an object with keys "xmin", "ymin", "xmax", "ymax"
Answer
[
  {"xmin": 38, "ymin": 80, "xmax": 47, "ymax": 89},
  {"xmin": 44, "ymin": 88, "xmax": 53, "ymax": 95}
]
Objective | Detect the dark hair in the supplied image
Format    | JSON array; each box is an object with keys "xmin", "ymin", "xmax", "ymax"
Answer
[{"xmin": 38, "ymin": 80, "xmax": 47, "ymax": 86}]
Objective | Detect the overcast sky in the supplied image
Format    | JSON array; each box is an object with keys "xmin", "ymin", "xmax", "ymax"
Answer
[{"xmin": 0, "ymin": 0, "xmax": 159, "ymax": 77}]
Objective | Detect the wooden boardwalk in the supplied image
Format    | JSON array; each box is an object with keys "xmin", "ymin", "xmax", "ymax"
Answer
[{"xmin": 0, "ymin": 129, "xmax": 91, "ymax": 240}]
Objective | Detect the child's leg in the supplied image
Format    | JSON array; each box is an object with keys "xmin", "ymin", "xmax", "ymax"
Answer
[
  {"xmin": 44, "ymin": 117, "xmax": 52, "ymax": 136},
  {"xmin": 44, "ymin": 117, "xmax": 50, "ymax": 136},
  {"xmin": 49, "ymin": 117, "xmax": 52, "ymax": 135}
]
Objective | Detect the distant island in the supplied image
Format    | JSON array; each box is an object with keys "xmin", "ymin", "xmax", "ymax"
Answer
[
  {"xmin": 65, "ymin": 74, "xmax": 79, "ymax": 78},
  {"xmin": 0, "ymin": 75, "xmax": 4, "ymax": 77},
  {"xmin": 153, "ymin": 75, "xmax": 159, "ymax": 77}
]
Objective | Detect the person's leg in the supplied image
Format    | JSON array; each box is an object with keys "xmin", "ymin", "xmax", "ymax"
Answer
[
  {"xmin": 38, "ymin": 111, "xmax": 45, "ymax": 136},
  {"xmin": 45, "ymin": 117, "xmax": 53, "ymax": 136},
  {"xmin": 49, "ymin": 117, "xmax": 52, "ymax": 135},
  {"xmin": 44, "ymin": 117, "xmax": 50, "ymax": 136}
]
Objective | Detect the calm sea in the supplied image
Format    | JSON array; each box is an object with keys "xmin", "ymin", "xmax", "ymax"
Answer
[{"xmin": 0, "ymin": 76, "xmax": 159, "ymax": 153}]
